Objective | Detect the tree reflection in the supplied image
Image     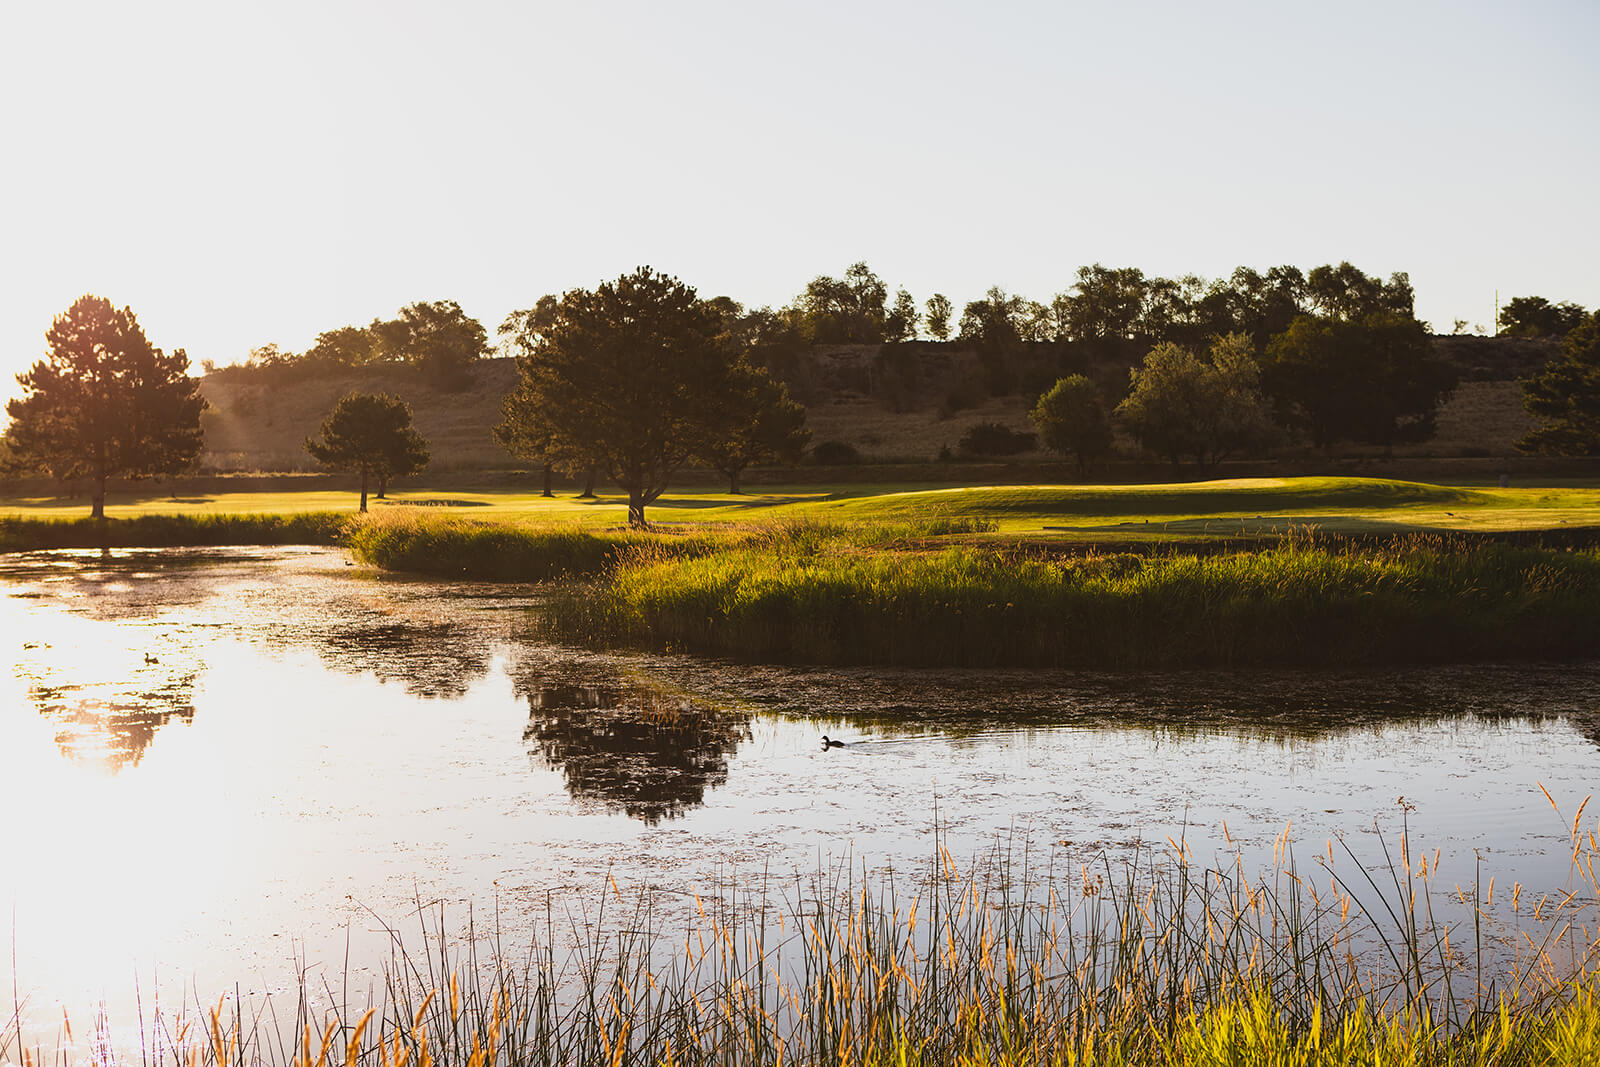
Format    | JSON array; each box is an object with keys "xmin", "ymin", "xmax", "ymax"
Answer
[
  {"xmin": 522, "ymin": 683, "xmax": 751, "ymax": 824},
  {"xmin": 25, "ymin": 662, "xmax": 198, "ymax": 772},
  {"xmin": 310, "ymin": 620, "xmax": 492, "ymax": 699}
]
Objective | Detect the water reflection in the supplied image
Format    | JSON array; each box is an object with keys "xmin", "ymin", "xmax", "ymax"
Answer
[
  {"xmin": 313, "ymin": 620, "xmax": 493, "ymax": 699},
  {"xmin": 522, "ymin": 684, "xmax": 752, "ymax": 824},
  {"xmin": 16, "ymin": 636, "xmax": 201, "ymax": 771}
]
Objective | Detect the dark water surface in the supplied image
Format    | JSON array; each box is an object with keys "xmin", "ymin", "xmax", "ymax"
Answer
[{"xmin": 3, "ymin": 547, "xmax": 1598, "ymax": 1037}]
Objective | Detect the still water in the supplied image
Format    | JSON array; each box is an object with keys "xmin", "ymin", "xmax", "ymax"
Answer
[{"xmin": 3, "ymin": 547, "xmax": 1598, "ymax": 1033}]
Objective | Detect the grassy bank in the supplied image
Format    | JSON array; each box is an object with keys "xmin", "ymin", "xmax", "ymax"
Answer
[
  {"xmin": 549, "ymin": 525, "xmax": 1600, "ymax": 667},
  {"xmin": 7, "ymin": 830, "xmax": 1597, "ymax": 1067},
  {"xmin": 0, "ymin": 512, "xmax": 350, "ymax": 552}
]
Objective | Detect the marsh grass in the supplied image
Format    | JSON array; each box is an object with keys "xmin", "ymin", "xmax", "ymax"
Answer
[
  {"xmin": 552, "ymin": 525, "xmax": 1600, "ymax": 667},
  {"xmin": 6, "ymin": 811, "xmax": 1597, "ymax": 1067},
  {"xmin": 342, "ymin": 512, "xmax": 720, "ymax": 581},
  {"xmin": 0, "ymin": 513, "xmax": 350, "ymax": 552}
]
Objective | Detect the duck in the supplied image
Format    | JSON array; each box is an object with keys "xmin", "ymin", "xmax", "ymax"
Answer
[{"xmin": 821, "ymin": 735, "xmax": 845, "ymax": 749}]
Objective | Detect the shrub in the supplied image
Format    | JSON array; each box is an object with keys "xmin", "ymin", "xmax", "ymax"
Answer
[
  {"xmin": 958, "ymin": 421, "xmax": 1036, "ymax": 456},
  {"xmin": 810, "ymin": 440, "xmax": 861, "ymax": 465}
]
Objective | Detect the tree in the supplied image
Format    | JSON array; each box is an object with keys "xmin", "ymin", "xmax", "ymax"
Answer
[
  {"xmin": 1518, "ymin": 310, "xmax": 1600, "ymax": 455},
  {"xmin": 303, "ymin": 325, "xmax": 377, "ymax": 368},
  {"xmin": 884, "ymin": 288, "xmax": 920, "ymax": 342},
  {"xmin": 1499, "ymin": 296, "xmax": 1588, "ymax": 339},
  {"xmin": 304, "ymin": 393, "xmax": 430, "ymax": 512},
  {"xmin": 4, "ymin": 295, "xmax": 206, "ymax": 517},
  {"xmin": 499, "ymin": 267, "xmax": 740, "ymax": 527},
  {"xmin": 924, "ymin": 294, "xmax": 953, "ymax": 341},
  {"xmin": 1065, "ymin": 264, "xmax": 1147, "ymax": 341},
  {"xmin": 1114, "ymin": 334, "xmax": 1273, "ymax": 469},
  {"xmin": 956, "ymin": 287, "xmax": 1027, "ymax": 347},
  {"xmin": 1263, "ymin": 312, "xmax": 1456, "ymax": 451},
  {"xmin": 1030, "ymin": 375, "xmax": 1113, "ymax": 474},
  {"xmin": 1304, "ymin": 262, "xmax": 1413, "ymax": 321},
  {"xmin": 369, "ymin": 300, "xmax": 491, "ymax": 388},
  {"xmin": 701, "ymin": 362, "xmax": 811, "ymax": 493},
  {"xmin": 791, "ymin": 262, "xmax": 888, "ymax": 343}
]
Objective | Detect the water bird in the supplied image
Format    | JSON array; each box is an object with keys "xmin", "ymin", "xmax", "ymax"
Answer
[
  {"xmin": 821, "ymin": 735, "xmax": 845, "ymax": 749},
  {"xmin": 143, "ymin": 653, "xmax": 158, "ymax": 665}
]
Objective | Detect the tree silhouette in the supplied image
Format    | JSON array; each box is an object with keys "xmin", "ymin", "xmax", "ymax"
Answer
[
  {"xmin": 1263, "ymin": 312, "xmax": 1455, "ymax": 451},
  {"xmin": 4, "ymin": 295, "xmax": 206, "ymax": 517},
  {"xmin": 1115, "ymin": 334, "xmax": 1274, "ymax": 469},
  {"xmin": 1518, "ymin": 310, "xmax": 1600, "ymax": 455},
  {"xmin": 701, "ymin": 362, "xmax": 810, "ymax": 493},
  {"xmin": 1030, "ymin": 375, "xmax": 1113, "ymax": 474},
  {"xmin": 304, "ymin": 393, "xmax": 430, "ymax": 511},
  {"xmin": 499, "ymin": 267, "xmax": 740, "ymax": 527}
]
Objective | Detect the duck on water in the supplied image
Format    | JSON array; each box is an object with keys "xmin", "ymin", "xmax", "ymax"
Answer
[{"xmin": 821, "ymin": 735, "xmax": 845, "ymax": 749}]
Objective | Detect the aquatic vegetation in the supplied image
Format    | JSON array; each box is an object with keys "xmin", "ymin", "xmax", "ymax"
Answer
[
  {"xmin": 553, "ymin": 529, "xmax": 1600, "ymax": 667},
  {"xmin": 6, "ymin": 815, "xmax": 1597, "ymax": 1067}
]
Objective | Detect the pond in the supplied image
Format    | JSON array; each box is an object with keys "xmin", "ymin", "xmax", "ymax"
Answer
[{"xmin": 3, "ymin": 547, "xmax": 1598, "ymax": 1045}]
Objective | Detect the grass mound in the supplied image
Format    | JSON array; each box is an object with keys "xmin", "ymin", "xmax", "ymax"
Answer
[{"xmin": 820, "ymin": 477, "xmax": 1478, "ymax": 521}]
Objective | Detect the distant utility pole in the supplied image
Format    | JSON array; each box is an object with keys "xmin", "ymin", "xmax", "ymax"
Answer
[{"xmin": 1493, "ymin": 289, "xmax": 1499, "ymax": 337}]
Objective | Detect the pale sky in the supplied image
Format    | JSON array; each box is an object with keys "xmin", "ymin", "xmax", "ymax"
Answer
[{"xmin": 2, "ymin": 0, "xmax": 1595, "ymax": 403}]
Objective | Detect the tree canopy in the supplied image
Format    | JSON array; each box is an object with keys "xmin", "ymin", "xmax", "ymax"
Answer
[
  {"xmin": 4, "ymin": 295, "xmax": 206, "ymax": 516},
  {"xmin": 372, "ymin": 300, "xmax": 491, "ymax": 388},
  {"xmin": 1518, "ymin": 310, "xmax": 1600, "ymax": 455},
  {"xmin": 1030, "ymin": 375, "xmax": 1113, "ymax": 474},
  {"xmin": 1114, "ymin": 334, "xmax": 1273, "ymax": 468},
  {"xmin": 497, "ymin": 267, "xmax": 742, "ymax": 527},
  {"xmin": 1263, "ymin": 312, "xmax": 1455, "ymax": 451},
  {"xmin": 1499, "ymin": 296, "xmax": 1588, "ymax": 339},
  {"xmin": 304, "ymin": 392, "xmax": 430, "ymax": 511},
  {"xmin": 700, "ymin": 362, "xmax": 810, "ymax": 493}
]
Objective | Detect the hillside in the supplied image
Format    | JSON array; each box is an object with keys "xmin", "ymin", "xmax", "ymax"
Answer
[{"xmin": 195, "ymin": 336, "xmax": 1556, "ymax": 476}]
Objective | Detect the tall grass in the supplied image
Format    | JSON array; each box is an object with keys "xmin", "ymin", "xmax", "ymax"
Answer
[
  {"xmin": 6, "ymin": 817, "xmax": 1597, "ymax": 1067},
  {"xmin": 0, "ymin": 512, "xmax": 351, "ymax": 552},
  {"xmin": 342, "ymin": 512, "xmax": 716, "ymax": 581},
  {"xmin": 550, "ymin": 525, "xmax": 1600, "ymax": 667}
]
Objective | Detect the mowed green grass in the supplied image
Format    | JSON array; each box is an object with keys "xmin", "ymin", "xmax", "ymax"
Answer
[{"xmin": 5, "ymin": 476, "xmax": 1600, "ymax": 540}]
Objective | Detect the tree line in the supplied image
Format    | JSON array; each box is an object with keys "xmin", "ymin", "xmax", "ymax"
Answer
[{"xmin": 5, "ymin": 267, "xmax": 1597, "ymax": 526}]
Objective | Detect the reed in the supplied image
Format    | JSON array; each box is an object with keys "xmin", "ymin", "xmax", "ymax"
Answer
[
  {"xmin": 550, "ymin": 527, "xmax": 1600, "ymax": 667},
  {"xmin": 5, "ymin": 813, "xmax": 1597, "ymax": 1067}
]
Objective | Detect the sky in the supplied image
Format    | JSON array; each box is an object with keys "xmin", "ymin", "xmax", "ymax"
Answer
[{"xmin": 2, "ymin": 0, "xmax": 1596, "ymax": 403}]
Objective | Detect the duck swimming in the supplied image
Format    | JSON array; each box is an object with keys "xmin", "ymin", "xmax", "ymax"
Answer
[{"xmin": 821, "ymin": 735, "xmax": 845, "ymax": 749}]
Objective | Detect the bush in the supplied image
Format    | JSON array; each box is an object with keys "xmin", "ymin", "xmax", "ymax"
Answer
[
  {"xmin": 958, "ymin": 422, "xmax": 1036, "ymax": 457},
  {"xmin": 810, "ymin": 440, "xmax": 861, "ymax": 465}
]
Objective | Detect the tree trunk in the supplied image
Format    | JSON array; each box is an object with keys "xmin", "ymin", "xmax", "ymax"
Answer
[
  {"xmin": 627, "ymin": 489, "xmax": 646, "ymax": 528},
  {"xmin": 91, "ymin": 450, "xmax": 107, "ymax": 519},
  {"xmin": 375, "ymin": 474, "xmax": 388, "ymax": 499},
  {"xmin": 359, "ymin": 470, "xmax": 369, "ymax": 513},
  {"xmin": 728, "ymin": 468, "xmax": 742, "ymax": 494},
  {"xmin": 541, "ymin": 463, "xmax": 553, "ymax": 498},
  {"xmin": 578, "ymin": 468, "xmax": 597, "ymax": 499}
]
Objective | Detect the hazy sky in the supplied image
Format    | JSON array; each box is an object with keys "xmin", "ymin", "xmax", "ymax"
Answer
[{"xmin": 2, "ymin": 0, "xmax": 1595, "ymax": 401}]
